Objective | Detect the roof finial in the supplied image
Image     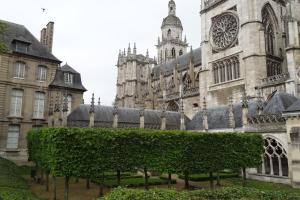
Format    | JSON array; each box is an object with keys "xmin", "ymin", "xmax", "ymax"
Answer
[
  {"xmin": 98, "ymin": 97, "xmax": 101, "ymax": 106},
  {"xmin": 127, "ymin": 43, "xmax": 131, "ymax": 55},
  {"xmin": 146, "ymin": 49, "xmax": 149, "ymax": 58},
  {"xmin": 168, "ymin": 0, "xmax": 176, "ymax": 16},
  {"xmin": 133, "ymin": 43, "xmax": 137, "ymax": 55}
]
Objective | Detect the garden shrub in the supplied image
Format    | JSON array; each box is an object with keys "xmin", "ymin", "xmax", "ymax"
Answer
[{"xmin": 0, "ymin": 157, "xmax": 40, "ymax": 200}]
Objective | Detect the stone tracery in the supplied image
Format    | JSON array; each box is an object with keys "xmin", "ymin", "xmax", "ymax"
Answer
[{"xmin": 210, "ymin": 12, "xmax": 239, "ymax": 51}]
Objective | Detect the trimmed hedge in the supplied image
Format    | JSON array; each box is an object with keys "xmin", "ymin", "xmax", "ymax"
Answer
[
  {"xmin": 100, "ymin": 188, "xmax": 186, "ymax": 200},
  {"xmin": 0, "ymin": 157, "xmax": 39, "ymax": 200},
  {"xmin": 178, "ymin": 172, "xmax": 239, "ymax": 182},
  {"xmin": 101, "ymin": 187, "xmax": 300, "ymax": 200},
  {"xmin": 27, "ymin": 128, "xmax": 263, "ymax": 184}
]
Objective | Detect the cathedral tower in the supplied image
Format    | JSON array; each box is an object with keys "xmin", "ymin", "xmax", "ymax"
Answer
[
  {"xmin": 199, "ymin": 0, "xmax": 300, "ymax": 107},
  {"xmin": 157, "ymin": 0, "xmax": 188, "ymax": 63}
]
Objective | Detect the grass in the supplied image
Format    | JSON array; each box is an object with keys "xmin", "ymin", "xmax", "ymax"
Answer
[{"xmin": 0, "ymin": 157, "xmax": 40, "ymax": 200}]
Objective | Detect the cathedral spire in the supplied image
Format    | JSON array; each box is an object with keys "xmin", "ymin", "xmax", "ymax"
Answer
[{"xmin": 168, "ymin": 0, "xmax": 176, "ymax": 16}]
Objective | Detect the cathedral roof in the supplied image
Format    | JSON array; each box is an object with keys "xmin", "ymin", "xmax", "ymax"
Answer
[
  {"xmin": 284, "ymin": 100, "xmax": 300, "ymax": 113},
  {"xmin": 67, "ymin": 105, "xmax": 186, "ymax": 129},
  {"xmin": 152, "ymin": 47, "xmax": 202, "ymax": 79},
  {"xmin": 186, "ymin": 92, "xmax": 298, "ymax": 130},
  {"xmin": 161, "ymin": 15, "xmax": 183, "ymax": 30},
  {"xmin": 0, "ymin": 19, "xmax": 60, "ymax": 63}
]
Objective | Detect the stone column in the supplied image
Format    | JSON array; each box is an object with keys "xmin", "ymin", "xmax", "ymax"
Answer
[
  {"xmin": 180, "ymin": 98, "xmax": 185, "ymax": 131},
  {"xmin": 242, "ymin": 92, "xmax": 249, "ymax": 128},
  {"xmin": 139, "ymin": 106, "xmax": 145, "ymax": 129},
  {"xmin": 113, "ymin": 103, "xmax": 119, "ymax": 128},
  {"xmin": 228, "ymin": 96, "xmax": 235, "ymax": 129},
  {"xmin": 48, "ymin": 95, "xmax": 54, "ymax": 127},
  {"xmin": 202, "ymin": 97, "xmax": 208, "ymax": 131},
  {"xmin": 62, "ymin": 93, "xmax": 69, "ymax": 127},
  {"xmin": 89, "ymin": 94, "xmax": 95, "ymax": 128},
  {"xmin": 161, "ymin": 104, "xmax": 167, "ymax": 130},
  {"xmin": 53, "ymin": 92, "xmax": 61, "ymax": 127}
]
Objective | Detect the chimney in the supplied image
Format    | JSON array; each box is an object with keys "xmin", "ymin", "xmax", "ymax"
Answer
[{"xmin": 40, "ymin": 22, "xmax": 54, "ymax": 53}]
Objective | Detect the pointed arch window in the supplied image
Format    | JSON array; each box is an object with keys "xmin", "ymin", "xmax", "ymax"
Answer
[
  {"xmin": 171, "ymin": 48, "xmax": 176, "ymax": 58},
  {"xmin": 262, "ymin": 4, "xmax": 276, "ymax": 56},
  {"xmin": 167, "ymin": 29, "xmax": 171, "ymax": 37},
  {"xmin": 257, "ymin": 137, "xmax": 289, "ymax": 177}
]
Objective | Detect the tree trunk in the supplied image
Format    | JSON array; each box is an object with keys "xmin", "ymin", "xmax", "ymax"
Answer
[
  {"xmin": 216, "ymin": 172, "xmax": 221, "ymax": 187},
  {"xmin": 242, "ymin": 167, "xmax": 247, "ymax": 187},
  {"xmin": 40, "ymin": 169, "xmax": 44, "ymax": 185},
  {"xmin": 65, "ymin": 176, "xmax": 69, "ymax": 200},
  {"xmin": 184, "ymin": 171, "xmax": 189, "ymax": 190},
  {"xmin": 99, "ymin": 173, "xmax": 105, "ymax": 197},
  {"xmin": 168, "ymin": 173, "xmax": 172, "ymax": 188},
  {"xmin": 46, "ymin": 171, "xmax": 49, "ymax": 192},
  {"xmin": 144, "ymin": 167, "xmax": 149, "ymax": 190},
  {"xmin": 117, "ymin": 170, "xmax": 121, "ymax": 186},
  {"xmin": 209, "ymin": 172, "xmax": 214, "ymax": 189},
  {"xmin": 86, "ymin": 178, "xmax": 90, "ymax": 189},
  {"xmin": 53, "ymin": 176, "xmax": 57, "ymax": 200}
]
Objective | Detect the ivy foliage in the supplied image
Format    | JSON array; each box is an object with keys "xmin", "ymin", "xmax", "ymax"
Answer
[
  {"xmin": 0, "ymin": 22, "xmax": 7, "ymax": 53},
  {"xmin": 27, "ymin": 128, "xmax": 263, "ymax": 179}
]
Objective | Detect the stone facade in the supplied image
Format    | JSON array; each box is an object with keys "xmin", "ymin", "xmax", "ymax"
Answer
[
  {"xmin": 114, "ymin": 0, "xmax": 300, "ymax": 187},
  {"xmin": 0, "ymin": 20, "xmax": 86, "ymax": 164}
]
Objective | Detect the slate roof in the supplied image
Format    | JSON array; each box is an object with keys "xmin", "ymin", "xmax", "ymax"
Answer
[
  {"xmin": 0, "ymin": 20, "xmax": 60, "ymax": 63},
  {"xmin": 284, "ymin": 100, "xmax": 300, "ymax": 113},
  {"xmin": 49, "ymin": 64, "xmax": 87, "ymax": 91},
  {"xmin": 152, "ymin": 47, "xmax": 202, "ymax": 79},
  {"xmin": 68, "ymin": 105, "xmax": 184, "ymax": 129},
  {"xmin": 186, "ymin": 92, "xmax": 298, "ymax": 130}
]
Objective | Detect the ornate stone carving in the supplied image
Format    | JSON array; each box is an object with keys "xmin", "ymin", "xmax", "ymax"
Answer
[{"xmin": 210, "ymin": 11, "xmax": 239, "ymax": 51}]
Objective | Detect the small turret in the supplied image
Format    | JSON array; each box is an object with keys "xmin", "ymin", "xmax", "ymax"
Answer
[
  {"xmin": 127, "ymin": 43, "xmax": 131, "ymax": 56},
  {"xmin": 168, "ymin": 0, "xmax": 176, "ymax": 16},
  {"xmin": 133, "ymin": 43, "xmax": 137, "ymax": 55}
]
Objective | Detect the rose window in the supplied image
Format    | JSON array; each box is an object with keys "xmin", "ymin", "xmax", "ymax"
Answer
[{"xmin": 210, "ymin": 12, "xmax": 239, "ymax": 51}]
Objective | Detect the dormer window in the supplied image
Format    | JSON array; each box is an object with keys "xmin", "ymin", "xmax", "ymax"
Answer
[
  {"xmin": 64, "ymin": 73, "xmax": 73, "ymax": 85},
  {"xmin": 15, "ymin": 42, "xmax": 29, "ymax": 52},
  {"xmin": 13, "ymin": 39, "xmax": 30, "ymax": 53}
]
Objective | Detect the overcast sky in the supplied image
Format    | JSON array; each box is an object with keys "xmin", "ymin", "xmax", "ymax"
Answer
[{"xmin": 0, "ymin": 0, "xmax": 201, "ymax": 106}]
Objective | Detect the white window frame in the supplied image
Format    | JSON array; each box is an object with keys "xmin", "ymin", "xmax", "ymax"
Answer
[
  {"xmin": 33, "ymin": 92, "xmax": 45, "ymax": 119},
  {"xmin": 10, "ymin": 89, "xmax": 23, "ymax": 117},
  {"xmin": 14, "ymin": 62, "xmax": 25, "ymax": 79},
  {"xmin": 6, "ymin": 125, "xmax": 20, "ymax": 149},
  {"xmin": 36, "ymin": 66, "xmax": 47, "ymax": 82},
  {"xmin": 64, "ymin": 73, "xmax": 73, "ymax": 85}
]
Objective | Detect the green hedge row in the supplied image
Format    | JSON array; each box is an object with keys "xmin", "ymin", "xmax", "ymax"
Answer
[
  {"xmin": 27, "ymin": 128, "xmax": 263, "ymax": 183},
  {"xmin": 178, "ymin": 172, "xmax": 239, "ymax": 182},
  {"xmin": 100, "ymin": 187, "xmax": 300, "ymax": 200},
  {"xmin": 0, "ymin": 157, "xmax": 39, "ymax": 200}
]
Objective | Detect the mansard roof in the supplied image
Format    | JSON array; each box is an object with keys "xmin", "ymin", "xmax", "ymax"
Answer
[
  {"xmin": 152, "ymin": 47, "xmax": 202, "ymax": 79},
  {"xmin": 49, "ymin": 64, "xmax": 87, "ymax": 91},
  {"xmin": 187, "ymin": 92, "xmax": 298, "ymax": 130},
  {"xmin": 0, "ymin": 20, "xmax": 60, "ymax": 63},
  {"xmin": 67, "ymin": 105, "xmax": 185, "ymax": 129}
]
